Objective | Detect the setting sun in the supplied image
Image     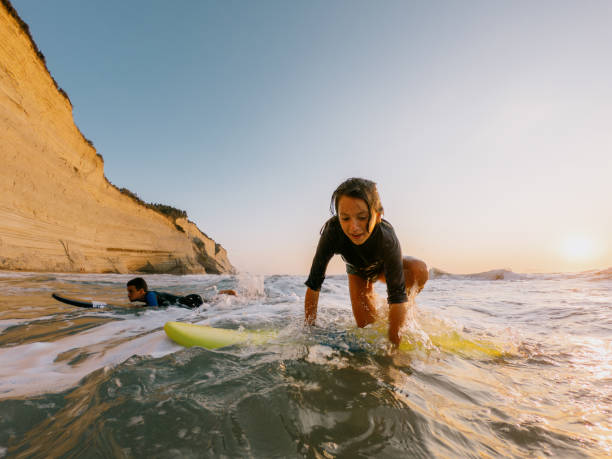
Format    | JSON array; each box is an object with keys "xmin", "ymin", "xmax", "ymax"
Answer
[{"xmin": 561, "ymin": 235, "xmax": 596, "ymax": 262}]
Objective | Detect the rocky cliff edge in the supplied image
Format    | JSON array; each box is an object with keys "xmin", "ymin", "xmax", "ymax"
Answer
[{"xmin": 0, "ymin": 1, "xmax": 234, "ymax": 274}]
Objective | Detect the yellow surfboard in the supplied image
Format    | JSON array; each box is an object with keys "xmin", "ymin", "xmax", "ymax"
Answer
[
  {"xmin": 165, "ymin": 321, "xmax": 507, "ymax": 357},
  {"xmin": 352, "ymin": 324, "xmax": 507, "ymax": 358},
  {"xmin": 400, "ymin": 331, "xmax": 505, "ymax": 357},
  {"xmin": 164, "ymin": 321, "xmax": 272, "ymax": 349}
]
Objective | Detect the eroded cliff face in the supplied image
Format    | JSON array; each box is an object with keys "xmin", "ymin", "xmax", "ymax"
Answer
[{"xmin": 0, "ymin": 2, "xmax": 234, "ymax": 274}]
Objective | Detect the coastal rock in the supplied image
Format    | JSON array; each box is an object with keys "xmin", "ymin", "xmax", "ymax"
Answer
[{"xmin": 0, "ymin": 2, "xmax": 234, "ymax": 274}]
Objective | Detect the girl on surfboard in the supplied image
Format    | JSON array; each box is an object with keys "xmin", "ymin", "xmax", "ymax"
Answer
[{"xmin": 304, "ymin": 178, "xmax": 428, "ymax": 346}]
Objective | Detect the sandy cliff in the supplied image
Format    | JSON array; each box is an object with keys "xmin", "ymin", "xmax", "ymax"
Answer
[{"xmin": 0, "ymin": 2, "xmax": 234, "ymax": 274}]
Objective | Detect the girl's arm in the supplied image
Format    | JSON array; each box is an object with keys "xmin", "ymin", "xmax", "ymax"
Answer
[
  {"xmin": 388, "ymin": 302, "xmax": 407, "ymax": 346},
  {"xmin": 304, "ymin": 287, "xmax": 320, "ymax": 325}
]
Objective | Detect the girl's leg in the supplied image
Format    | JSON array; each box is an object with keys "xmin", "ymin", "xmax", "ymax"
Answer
[
  {"xmin": 377, "ymin": 256, "xmax": 429, "ymax": 293},
  {"xmin": 402, "ymin": 256, "xmax": 428, "ymax": 293},
  {"xmin": 348, "ymin": 273, "xmax": 378, "ymax": 327}
]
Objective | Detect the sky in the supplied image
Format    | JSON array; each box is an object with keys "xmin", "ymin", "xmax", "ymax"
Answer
[{"xmin": 13, "ymin": 0, "xmax": 612, "ymax": 275}]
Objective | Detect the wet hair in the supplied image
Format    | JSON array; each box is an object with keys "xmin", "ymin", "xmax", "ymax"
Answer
[
  {"xmin": 127, "ymin": 277, "xmax": 148, "ymax": 292},
  {"xmin": 330, "ymin": 177, "xmax": 383, "ymax": 228}
]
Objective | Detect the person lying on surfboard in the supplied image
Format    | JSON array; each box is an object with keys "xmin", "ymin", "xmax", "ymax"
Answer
[
  {"xmin": 126, "ymin": 277, "xmax": 236, "ymax": 308},
  {"xmin": 304, "ymin": 177, "xmax": 428, "ymax": 347}
]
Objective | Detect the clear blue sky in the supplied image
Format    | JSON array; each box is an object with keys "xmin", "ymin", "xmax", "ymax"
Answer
[{"xmin": 14, "ymin": 0, "xmax": 612, "ymax": 274}]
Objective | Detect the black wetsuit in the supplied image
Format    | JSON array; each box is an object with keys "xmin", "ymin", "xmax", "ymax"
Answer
[
  {"xmin": 144, "ymin": 291, "xmax": 203, "ymax": 308},
  {"xmin": 305, "ymin": 217, "xmax": 408, "ymax": 304}
]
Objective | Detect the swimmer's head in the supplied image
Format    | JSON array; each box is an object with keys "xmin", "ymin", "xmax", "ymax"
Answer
[{"xmin": 127, "ymin": 277, "xmax": 148, "ymax": 302}]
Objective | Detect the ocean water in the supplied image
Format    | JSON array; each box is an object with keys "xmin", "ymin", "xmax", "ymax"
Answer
[{"xmin": 0, "ymin": 268, "xmax": 610, "ymax": 458}]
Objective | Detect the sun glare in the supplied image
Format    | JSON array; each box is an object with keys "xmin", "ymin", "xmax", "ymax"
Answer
[{"xmin": 561, "ymin": 235, "xmax": 596, "ymax": 261}]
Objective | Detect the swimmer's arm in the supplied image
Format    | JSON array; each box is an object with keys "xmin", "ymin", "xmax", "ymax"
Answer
[
  {"xmin": 388, "ymin": 302, "xmax": 408, "ymax": 347},
  {"xmin": 304, "ymin": 287, "xmax": 319, "ymax": 325}
]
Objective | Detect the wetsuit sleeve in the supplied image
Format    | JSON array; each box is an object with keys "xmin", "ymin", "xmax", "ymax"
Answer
[
  {"xmin": 382, "ymin": 227, "xmax": 408, "ymax": 304},
  {"xmin": 145, "ymin": 291, "xmax": 158, "ymax": 306},
  {"xmin": 305, "ymin": 221, "xmax": 337, "ymax": 291}
]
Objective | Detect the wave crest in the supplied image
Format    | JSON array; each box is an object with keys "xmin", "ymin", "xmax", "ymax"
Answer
[
  {"xmin": 429, "ymin": 268, "xmax": 524, "ymax": 281},
  {"xmin": 429, "ymin": 267, "xmax": 612, "ymax": 281}
]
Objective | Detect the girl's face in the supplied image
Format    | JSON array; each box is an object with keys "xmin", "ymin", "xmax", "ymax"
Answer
[{"xmin": 337, "ymin": 195, "xmax": 381, "ymax": 245}]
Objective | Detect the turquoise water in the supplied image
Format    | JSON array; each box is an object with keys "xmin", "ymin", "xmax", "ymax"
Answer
[{"xmin": 0, "ymin": 269, "xmax": 610, "ymax": 457}]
